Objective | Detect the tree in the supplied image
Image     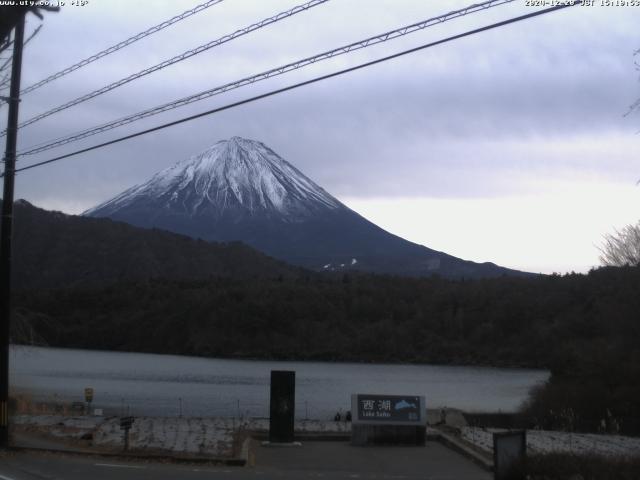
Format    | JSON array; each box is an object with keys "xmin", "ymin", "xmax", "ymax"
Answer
[{"xmin": 599, "ymin": 221, "xmax": 640, "ymax": 267}]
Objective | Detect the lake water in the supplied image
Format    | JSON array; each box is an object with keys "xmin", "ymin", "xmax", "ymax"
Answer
[{"xmin": 11, "ymin": 346, "xmax": 548, "ymax": 419}]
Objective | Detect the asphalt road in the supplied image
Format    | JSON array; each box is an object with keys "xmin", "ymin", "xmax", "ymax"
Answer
[{"xmin": 0, "ymin": 441, "xmax": 491, "ymax": 480}]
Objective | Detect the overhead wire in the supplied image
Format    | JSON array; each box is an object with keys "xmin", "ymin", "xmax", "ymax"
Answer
[
  {"xmin": 19, "ymin": 0, "xmax": 226, "ymax": 96},
  {"xmin": 8, "ymin": 2, "xmax": 582, "ymax": 176},
  {"xmin": 0, "ymin": 39, "xmax": 13, "ymax": 56},
  {"xmin": 2, "ymin": 0, "xmax": 329, "ymax": 137},
  {"xmin": 17, "ymin": 0, "xmax": 518, "ymax": 158},
  {"xmin": 0, "ymin": 25, "xmax": 42, "ymax": 107},
  {"xmin": 1, "ymin": 25, "xmax": 41, "ymax": 76}
]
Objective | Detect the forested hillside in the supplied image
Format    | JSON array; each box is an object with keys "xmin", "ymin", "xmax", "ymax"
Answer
[
  {"xmin": 8, "ymin": 200, "xmax": 300, "ymax": 290},
  {"xmin": 15, "ymin": 265, "xmax": 639, "ymax": 369},
  {"xmin": 9, "ymin": 200, "xmax": 640, "ymax": 433}
]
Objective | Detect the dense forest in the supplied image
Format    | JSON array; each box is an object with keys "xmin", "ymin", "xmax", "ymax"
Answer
[
  {"xmin": 13, "ymin": 264, "xmax": 640, "ymax": 434},
  {"xmin": 8, "ymin": 200, "xmax": 301, "ymax": 290}
]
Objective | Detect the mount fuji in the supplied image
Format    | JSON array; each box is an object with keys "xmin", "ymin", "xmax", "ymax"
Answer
[{"xmin": 85, "ymin": 137, "xmax": 527, "ymax": 278}]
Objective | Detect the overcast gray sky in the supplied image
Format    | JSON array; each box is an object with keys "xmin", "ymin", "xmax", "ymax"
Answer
[{"xmin": 3, "ymin": 0, "xmax": 640, "ymax": 273}]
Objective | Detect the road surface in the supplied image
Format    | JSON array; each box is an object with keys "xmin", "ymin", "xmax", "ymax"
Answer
[{"xmin": 0, "ymin": 441, "xmax": 491, "ymax": 479}]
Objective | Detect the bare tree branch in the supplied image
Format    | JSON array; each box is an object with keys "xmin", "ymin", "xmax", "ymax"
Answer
[{"xmin": 599, "ymin": 221, "xmax": 640, "ymax": 267}]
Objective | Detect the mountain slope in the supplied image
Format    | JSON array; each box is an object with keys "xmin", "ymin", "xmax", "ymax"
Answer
[
  {"xmin": 8, "ymin": 199, "xmax": 299, "ymax": 290},
  {"xmin": 86, "ymin": 137, "xmax": 529, "ymax": 279},
  {"xmin": 86, "ymin": 137, "xmax": 341, "ymax": 221}
]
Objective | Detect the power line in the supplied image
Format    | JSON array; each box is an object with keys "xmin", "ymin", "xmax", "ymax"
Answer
[
  {"xmin": 19, "ymin": 0, "xmax": 226, "ymax": 96},
  {"xmin": 3, "ymin": 0, "xmax": 329, "ymax": 137},
  {"xmin": 9, "ymin": 2, "xmax": 581, "ymax": 176},
  {"xmin": 1, "ymin": 25, "xmax": 40, "ymax": 76},
  {"xmin": 0, "ymin": 25, "xmax": 41, "ymax": 106},
  {"xmin": 0, "ymin": 39, "xmax": 13, "ymax": 56},
  {"xmin": 17, "ymin": 0, "xmax": 518, "ymax": 157}
]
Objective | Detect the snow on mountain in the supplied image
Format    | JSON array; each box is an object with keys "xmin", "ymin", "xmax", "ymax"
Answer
[
  {"xmin": 85, "ymin": 137, "xmax": 341, "ymax": 219},
  {"xmin": 86, "ymin": 136, "xmax": 530, "ymax": 279}
]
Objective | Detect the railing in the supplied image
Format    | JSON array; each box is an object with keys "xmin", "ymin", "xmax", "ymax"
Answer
[{"xmin": 10, "ymin": 391, "xmax": 347, "ymax": 421}]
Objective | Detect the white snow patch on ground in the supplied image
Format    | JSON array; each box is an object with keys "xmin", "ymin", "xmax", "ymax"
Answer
[
  {"xmin": 12, "ymin": 415, "xmax": 352, "ymax": 458},
  {"xmin": 461, "ymin": 427, "xmax": 640, "ymax": 457},
  {"xmin": 93, "ymin": 417, "xmax": 236, "ymax": 457}
]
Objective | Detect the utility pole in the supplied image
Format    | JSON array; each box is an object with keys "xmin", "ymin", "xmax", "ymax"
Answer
[{"xmin": 0, "ymin": 14, "xmax": 25, "ymax": 448}]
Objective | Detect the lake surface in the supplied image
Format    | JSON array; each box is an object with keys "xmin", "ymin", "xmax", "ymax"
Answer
[{"xmin": 11, "ymin": 346, "xmax": 548, "ymax": 418}]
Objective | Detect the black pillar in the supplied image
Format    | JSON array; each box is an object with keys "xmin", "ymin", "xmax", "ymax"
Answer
[
  {"xmin": 269, "ymin": 370, "xmax": 295, "ymax": 443},
  {"xmin": 0, "ymin": 14, "xmax": 25, "ymax": 449}
]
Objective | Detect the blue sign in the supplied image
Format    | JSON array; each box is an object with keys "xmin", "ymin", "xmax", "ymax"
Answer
[{"xmin": 356, "ymin": 394, "xmax": 422, "ymax": 422}]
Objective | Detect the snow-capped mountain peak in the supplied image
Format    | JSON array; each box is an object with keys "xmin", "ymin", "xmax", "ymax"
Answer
[
  {"xmin": 85, "ymin": 137, "xmax": 342, "ymax": 219},
  {"xmin": 85, "ymin": 136, "xmax": 528, "ymax": 279}
]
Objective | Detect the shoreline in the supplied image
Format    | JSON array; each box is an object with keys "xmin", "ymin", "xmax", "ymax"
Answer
[{"xmin": 10, "ymin": 343, "xmax": 551, "ymax": 372}]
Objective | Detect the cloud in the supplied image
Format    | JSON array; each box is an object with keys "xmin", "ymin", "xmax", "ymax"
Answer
[
  {"xmin": 4, "ymin": 1, "xmax": 640, "ymax": 271},
  {"xmin": 343, "ymin": 179, "xmax": 640, "ymax": 274}
]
